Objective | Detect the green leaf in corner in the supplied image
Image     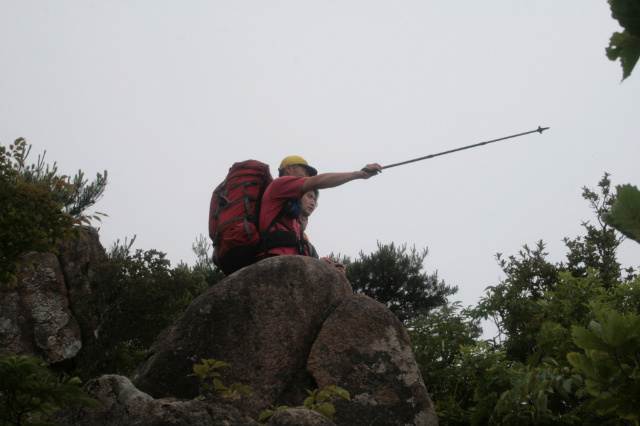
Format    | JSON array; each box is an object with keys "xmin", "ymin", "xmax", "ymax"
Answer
[
  {"xmin": 606, "ymin": 31, "xmax": 640, "ymax": 80},
  {"xmin": 603, "ymin": 184, "xmax": 640, "ymax": 243},
  {"xmin": 315, "ymin": 403, "xmax": 336, "ymax": 421}
]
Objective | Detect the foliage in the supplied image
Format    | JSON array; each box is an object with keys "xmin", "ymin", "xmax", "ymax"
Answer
[
  {"xmin": 301, "ymin": 386, "xmax": 351, "ymax": 421},
  {"xmin": 409, "ymin": 302, "xmax": 481, "ymax": 419},
  {"xmin": 15, "ymin": 144, "xmax": 107, "ymax": 220},
  {"xmin": 494, "ymin": 354, "xmax": 583, "ymax": 426},
  {"xmin": 568, "ymin": 310, "xmax": 640, "ymax": 423},
  {"xmin": 409, "ymin": 301, "xmax": 510, "ymax": 426},
  {"xmin": 534, "ymin": 270, "xmax": 611, "ymax": 361},
  {"xmin": 1, "ymin": 139, "xmax": 84, "ymax": 286},
  {"xmin": 562, "ymin": 173, "xmax": 624, "ymax": 286},
  {"xmin": 474, "ymin": 241, "xmax": 558, "ymax": 363},
  {"xmin": 0, "ymin": 352, "xmax": 100, "ymax": 426},
  {"xmin": 606, "ymin": 0, "xmax": 640, "ymax": 80},
  {"xmin": 189, "ymin": 235, "xmax": 225, "ymax": 287},
  {"xmin": 258, "ymin": 385, "xmax": 350, "ymax": 423},
  {"xmin": 603, "ymin": 184, "xmax": 640, "ymax": 245},
  {"xmin": 418, "ymin": 173, "xmax": 640, "ymax": 426},
  {"xmin": 76, "ymin": 242, "xmax": 208, "ymax": 379},
  {"xmin": 345, "ymin": 242, "xmax": 457, "ymax": 323},
  {"xmin": 188, "ymin": 359, "xmax": 251, "ymax": 401},
  {"xmin": 474, "ymin": 173, "xmax": 628, "ymax": 363}
]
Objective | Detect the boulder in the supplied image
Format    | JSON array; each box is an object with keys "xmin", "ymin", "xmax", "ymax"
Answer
[
  {"xmin": 131, "ymin": 256, "xmax": 438, "ymax": 425},
  {"xmin": 0, "ymin": 227, "xmax": 106, "ymax": 365},
  {"xmin": 4, "ymin": 230, "xmax": 439, "ymax": 426},
  {"xmin": 0, "ymin": 252, "xmax": 82, "ymax": 364},
  {"xmin": 56, "ymin": 226, "xmax": 107, "ymax": 343},
  {"xmin": 308, "ymin": 295, "xmax": 438, "ymax": 426},
  {"xmin": 131, "ymin": 256, "xmax": 353, "ymax": 415}
]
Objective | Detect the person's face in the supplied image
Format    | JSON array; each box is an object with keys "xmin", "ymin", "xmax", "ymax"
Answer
[
  {"xmin": 286, "ymin": 164, "xmax": 310, "ymax": 178},
  {"xmin": 301, "ymin": 191, "xmax": 317, "ymax": 217}
]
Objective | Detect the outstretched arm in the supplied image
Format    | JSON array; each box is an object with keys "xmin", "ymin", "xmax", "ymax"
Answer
[{"xmin": 300, "ymin": 163, "xmax": 382, "ymax": 194}]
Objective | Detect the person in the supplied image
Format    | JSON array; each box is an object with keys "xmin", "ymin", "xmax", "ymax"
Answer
[
  {"xmin": 299, "ymin": 189, "xmax": 347, "ymax": 275},
  {"xmin": 299, "ymin": 189, "xmax": 319, "ymax": 259},
  {"xmin": 257, "ymin": 155, "xmax": 381, "ymax": 259}
]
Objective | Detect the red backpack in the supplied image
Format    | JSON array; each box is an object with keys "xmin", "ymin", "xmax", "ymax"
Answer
[{"xmin": 208, "ymin": 160, "xmax": 273, "ymax": 275}]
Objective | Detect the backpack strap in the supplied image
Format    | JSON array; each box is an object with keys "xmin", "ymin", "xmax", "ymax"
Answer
[
  {"xmin": 258, "ymin": 202, "xmax": 307, "ymax": 255},
  {"xmin": 214, "ymin": 179, "xmax": 264, "ymax": 240}
]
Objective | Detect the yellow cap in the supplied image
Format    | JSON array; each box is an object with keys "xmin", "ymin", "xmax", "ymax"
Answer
[{"xmin": 278, "ymin": 155, "xmax": 318, "ymax": 176}]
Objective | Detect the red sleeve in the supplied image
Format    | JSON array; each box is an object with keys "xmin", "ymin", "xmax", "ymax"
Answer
[
  {"xmin": 258, "ymin": 176, "xmax": 308, "ymax": 234},
  {"xmin": 268, "ymin": 176, "xmax": 307, "ymax": 200}
]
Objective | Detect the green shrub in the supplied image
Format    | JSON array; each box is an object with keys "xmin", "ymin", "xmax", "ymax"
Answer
[{"xmin": 0, "ymin": 352, "xmax": 100, "ymax": 426}]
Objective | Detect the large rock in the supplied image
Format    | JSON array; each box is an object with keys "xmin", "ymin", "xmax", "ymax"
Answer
[
  {"xmin": 56, "ymin": 226, "xmax": 106, "ymax": 343},
  {"xmin": 0, "ymin": 252, "xmax": 82, "ymax": 363},
  {"xmin": 308, "ymin": 295, "xmax": 437, "ymax": 426},
  {"xmin": 0, "ymin": 227, "xmax": 106, "ymax": 365},
  {"xmin": 132, "ymin": 256, "xmax": 438, "ymax": 425},
  {"xmin": 4, "ymin": 232, "xmax": 438, "ymax": 425},
  {"xmin": 131, "ymin": 256, "xmax": 353, "ymax": 414}
]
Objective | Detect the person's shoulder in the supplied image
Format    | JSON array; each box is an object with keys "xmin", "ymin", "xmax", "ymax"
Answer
[
  {"xmin": 273, "ymin": 175, "xmax": 302, "ymax": 184},
  {"xmin": 270, "ymin": 175, "xmax": 306, "ymax": 189}
]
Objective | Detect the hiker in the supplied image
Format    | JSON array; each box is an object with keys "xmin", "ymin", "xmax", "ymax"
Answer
[
  {"xmin": 299, "ymin": 189, "xmax": 348, "ymax": 275},
  {"xmin": 299, "ymin": 189, "xmax": 319, "ymax": 259},
  {"xmin": 257, "ymin": 155, "xmax": 381, "ymax": 259}
]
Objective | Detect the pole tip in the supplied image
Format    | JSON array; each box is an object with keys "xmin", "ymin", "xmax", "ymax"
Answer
[{"xmin": 537, "ymin": 126, "xmax": 550, "ymax": 134}]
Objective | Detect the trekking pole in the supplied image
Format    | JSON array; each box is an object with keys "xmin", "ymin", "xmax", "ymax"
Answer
[{"xmin": 381, "ymin": 126, "xmax": 550, "ymax": 170}]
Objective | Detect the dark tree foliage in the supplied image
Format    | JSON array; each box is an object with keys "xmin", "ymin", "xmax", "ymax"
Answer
[
  {"xmin": 475, "ymin": 241, "xmax": 559, "ymax": 363},
  {"xmin": 346, "ymin": 242, "xmax": 457, "ymax": 323},
  {"xmin": 1, "ymin": 139, "xmax": 105, "ymax": 286},
  {"xmin": 409, "ymin": 302, "xmax": 485, "ymax": 423},
  {"xmin": 606, "ymin": 0, "xmax": 640, "ymax": 81},
  {"xmin": 603, "ymin": 183, "xmax": 640, "ymax": 245},
  {"xmin": 76, "ymin": 241, "xmax": 208, "ymax": 380},
  {"xmin": 17, "ymin": 143, "xmax": 107, "ymax": 219},
  {"xmin": 474, "ymin": 173, "xmax": 630, "ymax": 364},
  {"xmin": 190, "ymin": 234, "xmax": 225, "ymax": 287},
  {"xmin": 419, "ymin": 173, "xmax": 640, "ymax": 426},
  {"xmin": 0, "ymin": 352, "xmax": 100, "ymax": 426},
  {"xmin": 562, "ymin": 173, "xmax": 624, "ymax": 286}
]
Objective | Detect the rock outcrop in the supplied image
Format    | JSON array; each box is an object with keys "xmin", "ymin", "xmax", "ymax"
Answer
[
  {"xmin": 131, "ymin": 256, "xmax": 437, "ymax": 425},
  {"xmin": 56, "ymin": 227, "xmax": 106, "ymax": 344},
  {"xmin": 131, "ymin": 256, "xmax": 354, "ymax": 409},
  {"xmin": 1, "ymin": 252, "xmax": 82, "ymax": 364},
  {"xmin": 308, "ymin": 294, "xmax": 437, "ymax": 426},
  {"xmin": 0, "ymin": 227, "xmax": 105, "ymax": 365},
  {"xmin": 3, "ymin": 230, "xmax": 438, "ymax": 425}
]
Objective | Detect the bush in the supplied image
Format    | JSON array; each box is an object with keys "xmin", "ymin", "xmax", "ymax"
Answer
[{"xmin": 0, "ymin": 352, "xmax": 99, "ymax": 426}]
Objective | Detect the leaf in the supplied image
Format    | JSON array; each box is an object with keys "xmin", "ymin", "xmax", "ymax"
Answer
[
  {"xmin": 213, "ymin": 378, "xmax": 228, "ymax": 392},
  {"xmin": 314, "ymin": 403, "xmax": 336, "ymax": 421},
  {"xmin": 303, "ymin": 396, "xmax": 315, "ymax": 409},
  {"xmin": 334, "ymin": 387, "xmax": 351, "ymax": 401},
  {"xmin": 258, "ymin": 410, "xmax": 275, "ymax": 421},
  {"xmin": 603, "ymin": 184, "xmax": 640, "ymax": 244},
  {"xmin": 606, "ymin": 31, "xmax": 640, "ymax": 80},
  {"xmin": 609, "ymin": 0, "xmax": 640, "ymax": 38},
  {"xmin": 567, "ymin": 352, "xmax": 596, "ymax": 378},
  {"xmin": 571, "ymin": 325, "xmax": 609, "ymax": 352}
]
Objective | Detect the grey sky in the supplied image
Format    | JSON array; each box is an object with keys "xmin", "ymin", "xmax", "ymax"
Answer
[{"xmin": 1, "ymin": 2, "xmax": 639, "ymax": 324}]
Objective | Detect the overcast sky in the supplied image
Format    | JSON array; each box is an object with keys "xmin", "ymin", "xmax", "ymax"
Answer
[{"xmin": 2, "ymin": 2, "xmax": 639, "ymax": 328}]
